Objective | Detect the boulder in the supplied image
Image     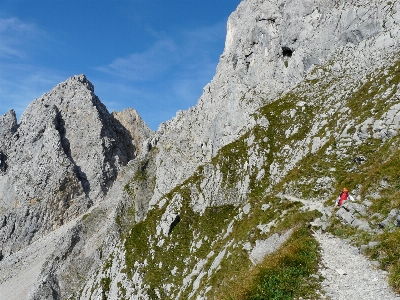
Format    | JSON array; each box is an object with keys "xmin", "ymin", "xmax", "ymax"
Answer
[
  {"xmin": 336, "ymin": 203, "xmax": 371, "ymax": 231},
  {"xmin": 395, "ymin": 214, "xmax": 400, "ymax": 227},
  {"xmin": 378, "ymin": 208, "xmax": 399, "ymax": 228},
  {"xmin": 336, "ymin": 207, "xmax": 356, "ymax": 225}
]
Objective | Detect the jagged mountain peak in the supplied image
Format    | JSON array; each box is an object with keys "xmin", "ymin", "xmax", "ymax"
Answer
[
  {"xmin": 0, "ymin": 75, "xmax": 153, "ymax": 258},
  {"xmin": 63, "ymin": 74, "xmax": 94, "ymax": 90},
  {"xmin": 20, "ymin": 74, "xmax": 104, "ymax": 126},
  {"xmin": 112, "ymin": 108, "xmax": 154, "ymax": 156},
  {"xmin": 45, "ymin": 74, "xmax": 94, "ymax": 93}
]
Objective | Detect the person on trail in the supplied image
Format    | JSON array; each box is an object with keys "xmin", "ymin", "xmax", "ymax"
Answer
[{"xmin": 334, "ymin": 188, "xmax": 354, "ymax": 208}]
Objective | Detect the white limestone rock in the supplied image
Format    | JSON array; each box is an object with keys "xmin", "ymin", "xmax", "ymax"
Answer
[
  {"xmin": 112, "ymin": 108, "xmax": 154, "ymax": 157},
  {"xmin": 249, "ymin": 229, "xmax": 293, "ymax": 265}
]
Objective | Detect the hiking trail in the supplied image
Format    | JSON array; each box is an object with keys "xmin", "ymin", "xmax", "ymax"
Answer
[
  {"xmin": 315, "ymin": 232, "xmax": 400, "ymax": 300},
  {"xmin": 283, "ymin": 194, "xmax": 400, "ymax": 299}
]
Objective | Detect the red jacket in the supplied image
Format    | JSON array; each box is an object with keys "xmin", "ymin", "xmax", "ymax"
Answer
[{"xmin": 338, "ymin": 192, "xmax": 349, "ymax": 206}]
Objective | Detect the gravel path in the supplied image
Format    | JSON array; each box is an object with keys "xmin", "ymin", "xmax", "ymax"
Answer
[{"xmin": 314, "ymin": 232, "xmax": 400, "ymax": 300}]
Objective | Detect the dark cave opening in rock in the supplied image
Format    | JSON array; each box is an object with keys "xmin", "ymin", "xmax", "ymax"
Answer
[{"xmin": 282, "ymin": 46, "xmax": 293, "ymax": 57}]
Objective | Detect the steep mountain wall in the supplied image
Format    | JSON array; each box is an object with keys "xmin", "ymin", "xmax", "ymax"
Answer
[{"xmin": 149, "ymin": 0, "xmax": 399, "ymax": 212}]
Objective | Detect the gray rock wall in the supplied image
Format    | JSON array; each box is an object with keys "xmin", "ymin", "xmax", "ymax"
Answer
[{"xmin": 0, "ymin": 110, "xmax": 18, "ymax": 176}]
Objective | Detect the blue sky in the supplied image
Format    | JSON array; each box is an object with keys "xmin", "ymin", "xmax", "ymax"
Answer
[{"xmin": 0, "ymin": 0, "xmax": 240, "ymax": 130}]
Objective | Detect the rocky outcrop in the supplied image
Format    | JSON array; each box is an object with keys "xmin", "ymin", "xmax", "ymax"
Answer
[
  {"xmin": 0, "ymin": 75, "xmax": 152, "ymax": 257},
  {"xmin": 0, "ymin": 109, "xmax": 18, "ymax": 153},
  {"xmin": 0, "ymin": 110, "xmax": 18, "ymax": 175},
  {"xmin": 112, "ymin": 108, "xmax": 154, "ymax": 157},
  {"xmin": 379, "ymin": 208, "xmax": 400, "ymax": 229},
  {"xmin": 335, "ymin": 201, "xmax": 371, "ymax": 231}
]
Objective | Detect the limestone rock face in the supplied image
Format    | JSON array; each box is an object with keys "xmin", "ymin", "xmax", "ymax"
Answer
[
  {"xmin": 0, "ymin": 75, "xmax": 152, "ymax": 257},
  {"xmin": 148, "ymin": 0, "xmax": 400, "ymax": 208}
]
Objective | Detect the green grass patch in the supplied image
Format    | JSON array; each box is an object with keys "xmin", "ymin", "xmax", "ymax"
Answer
[
  {"xmin": 211, "ymin": 133, "xmax": 249, "ymax": 189},
  {"xmin": 123, "ymin": 181, "xmax": 135, "ymax": 196},
  {"xmin": 123, "ymin": 187, "xmax": 238, "ymax": 298},
  {"xmin": 117, "ymin": 281, "xmax": 127, "ymax": 299},
  {"xmin": 246, "ymin": 227, "xmax": 321, "ymax": 300},
  {"xmin": 366, "ymin": 228, "xmax": 400, "ymax": 293},
  {"xmin": 100, "ymin": 277, "xmax": 111, "ymax": 300},
  {"xmin": 133, "ymin": 160, "xmax": 149, "ymax": 182},
  {"xmin": 223, "ymin": 226, "xmax": 321, "ymax": 300}
]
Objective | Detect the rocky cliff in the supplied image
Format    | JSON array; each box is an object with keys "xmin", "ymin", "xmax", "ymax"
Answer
[{"xmin": 1, "ymin": 0, "xmax": 400, "ymax": 299}]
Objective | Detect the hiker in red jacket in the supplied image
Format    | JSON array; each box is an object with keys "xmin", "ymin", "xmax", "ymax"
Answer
[{"xmin": 334, "ymin": 188, "xmax": 354, "ymax": 208}]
